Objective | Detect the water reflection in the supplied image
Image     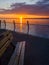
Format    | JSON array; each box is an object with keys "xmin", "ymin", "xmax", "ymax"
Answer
[
  {"xmin": 20, "ymin": 17, "xmax": 22, "ymax": 32},
  {"xmin": 29, "ymin": 24, "xmax": 49, "ymax": 38},
  {"xmin": 0, "ymin": 18, "xmax": 49, "ymax": 38}
]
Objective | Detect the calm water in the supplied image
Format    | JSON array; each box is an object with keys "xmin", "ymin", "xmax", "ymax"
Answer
[{"xmin": 0, "ymin": 18, "xmax": 49, "ymax": 38}]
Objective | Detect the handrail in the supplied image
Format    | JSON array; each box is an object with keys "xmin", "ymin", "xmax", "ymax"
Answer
[{"xmin": 0, "ymin": 19, "xmax": 49, "ymax": 38}]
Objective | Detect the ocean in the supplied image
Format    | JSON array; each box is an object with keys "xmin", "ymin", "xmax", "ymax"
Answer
[{"xmin": 0, "ymin": 18, "xmax": 49, "ymax": 38}]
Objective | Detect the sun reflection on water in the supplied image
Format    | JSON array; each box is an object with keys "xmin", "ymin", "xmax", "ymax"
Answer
[{"xmin": 20, "ymin": 17, "xmax": 22, "ymax": 32}]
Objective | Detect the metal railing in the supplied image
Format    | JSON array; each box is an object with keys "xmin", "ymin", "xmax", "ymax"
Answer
[
  {"xmin": 0, "ymin": 19, "xmax": 49, "ymax": 38},
  {"xmin": 0, "ymin": 20, "xmax": 28, "ymax": 33}
]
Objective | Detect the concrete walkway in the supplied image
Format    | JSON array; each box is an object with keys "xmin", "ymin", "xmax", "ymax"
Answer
[{"xmin": 0, "ymin": 29, "xmax": 49, "ymax": 65}]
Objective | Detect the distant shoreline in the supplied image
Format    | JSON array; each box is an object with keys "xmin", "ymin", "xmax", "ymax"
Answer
[
  {"xmin": 0, "ymin": 18, "xmax": 49, "ymax": 19},
  {"xmin": 24, "ymin": 18, "xmax": 49, "ymax": 19}
]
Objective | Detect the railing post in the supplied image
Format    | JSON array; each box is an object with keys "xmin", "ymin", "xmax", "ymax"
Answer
[
  {"xmin": 3, "ymin": 20, "xmax": 6, "ymax": 29},
  {"xmin": 0, "ymin": 20, "xmax": 1, "ymax": 29},
  {"xmin": 13, "ymin": 20, "xmax": 15, "ymax": 31},
  {"xmin": 27, "ymin": 21, "xmax": 29, "ymax": 34}
]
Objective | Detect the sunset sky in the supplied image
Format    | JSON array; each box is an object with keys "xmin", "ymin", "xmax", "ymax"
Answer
[{"xmin": 0, "ymin": 0, "xmax": 49, "ymax": 18}]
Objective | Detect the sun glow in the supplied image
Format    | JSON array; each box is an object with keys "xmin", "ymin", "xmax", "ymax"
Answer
[
  {"xmin": 0, "ymin": 14, "xmax": 49, "ymax": 19},
  {"xmin": 0, "ymin": 14, "xmax": 49, "ymax": 23}
]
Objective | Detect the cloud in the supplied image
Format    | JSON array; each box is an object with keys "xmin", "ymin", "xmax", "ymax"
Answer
[
  {"xmin": 0, "ymin": 2, "xmax": 49, "ymax": 16},
  {"xmin": 37, "ymin": 0, "xmax": 49, "ymax": 4},
  {"xmin": 0, "ymin": 9, "xmax": 5, "ymax": 11},
  {"xmin": 43, "ymin": 0, "xmax": 49, "ymax": 2}
]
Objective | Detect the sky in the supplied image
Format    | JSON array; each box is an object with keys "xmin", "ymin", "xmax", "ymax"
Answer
[
  {"xmin": 0, "ymin": 0, "xmax": 39, "ymax": 9},
  {"xmin": 0, "ymin": 0, "xmax": 49, "ymax": 16}
]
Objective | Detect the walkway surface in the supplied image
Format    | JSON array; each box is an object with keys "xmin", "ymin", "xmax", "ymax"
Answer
[
  {"xmin": 0, "ymin": 29, "xmax": 49, "ymax": 65},
  {"xmin": 12, "ymin": 31, "xmax": 49, "ymax": 65}
]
